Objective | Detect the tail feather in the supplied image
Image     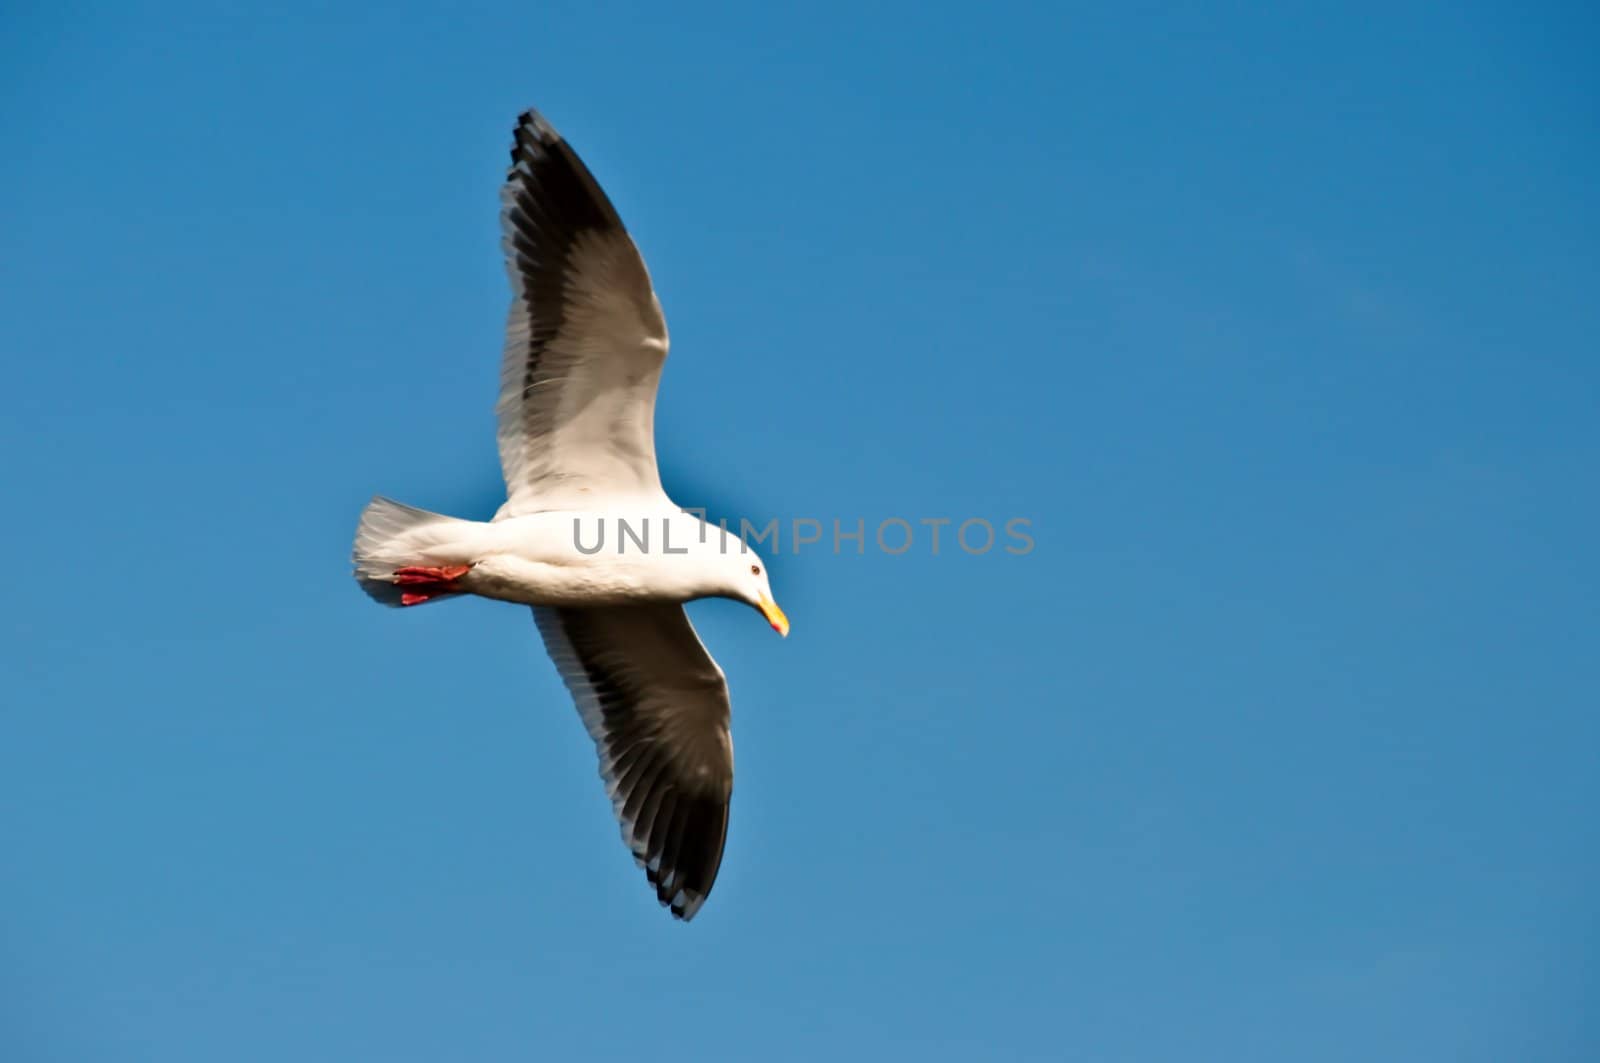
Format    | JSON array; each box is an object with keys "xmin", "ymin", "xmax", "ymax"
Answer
[{"xmin": 352, "ymin": 496, "xmax": 474, "ymax": 607}]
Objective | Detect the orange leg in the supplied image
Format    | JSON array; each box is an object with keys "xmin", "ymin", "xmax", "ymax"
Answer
[{"xmin": 392, "ymin": 564, "xmax": 472, "ymax": 606}]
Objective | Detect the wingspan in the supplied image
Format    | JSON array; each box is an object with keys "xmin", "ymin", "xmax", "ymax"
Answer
[
  {"xmin": 496, "ymin": 110, "xmax": 670, "ymax": 517},
  {"xmin": 533, "ymin": 604, "xmax": 733, "ymax": 920}
]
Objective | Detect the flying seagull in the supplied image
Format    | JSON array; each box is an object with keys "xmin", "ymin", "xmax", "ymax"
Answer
[{"xmin": 352, "ymin": 109, "xmax": 788, "ymax": 921}]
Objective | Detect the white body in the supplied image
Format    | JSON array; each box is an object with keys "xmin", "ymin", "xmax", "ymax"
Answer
[{"xmin": 360, "ymin": 502, "xmax": 757, "ymax": 607}]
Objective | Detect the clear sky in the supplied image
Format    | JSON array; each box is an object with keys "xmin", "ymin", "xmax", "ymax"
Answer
[{"xmin": 2, "ymin": 2, "xmax": 1596, "ymax": 1060}]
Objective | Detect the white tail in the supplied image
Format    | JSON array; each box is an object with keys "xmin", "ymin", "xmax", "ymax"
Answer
[{"xmin": 351, "ymin": 496, "xmax": 474, "ymax": 606}]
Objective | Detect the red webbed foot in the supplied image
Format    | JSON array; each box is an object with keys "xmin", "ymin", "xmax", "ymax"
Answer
[{"xmin": 391, "ymin": 564, "xmax": 473, "ymax": 606}]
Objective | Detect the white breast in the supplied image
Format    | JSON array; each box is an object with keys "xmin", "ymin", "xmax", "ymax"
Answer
[{"xmin": 463, "ymin": 507, "xmax": 720, "ymax": 607}]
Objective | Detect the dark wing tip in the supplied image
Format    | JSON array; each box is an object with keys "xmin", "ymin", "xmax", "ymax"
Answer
[
  {"xmin": 504, "ymin": 106, "xmax": 624, "ymax": 233},
  {"xmin": 510, "ymin": 108, "xmax": 562, "ymax": 155},
  {"xmin": 637, "ymin": 790, "xmax": 730, "ymax": 922}
]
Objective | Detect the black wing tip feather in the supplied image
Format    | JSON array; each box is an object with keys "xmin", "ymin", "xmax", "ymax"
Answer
[
  {"xmin": 509, "ymin": 108, "xmax": 565, "ymax": 165},
  {"xmin": 634, "ymin": 790, "xmax": 729, "ymax": 921},
  {"xmin": 504, "ymin": 106, "xmax": 624, "ymax": 233},
  {"xmin": 514, "ymin": 107, "xmax": 558, "ymax": 139}
]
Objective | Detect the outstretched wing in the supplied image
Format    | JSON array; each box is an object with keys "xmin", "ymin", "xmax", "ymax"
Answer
[
  {"xmin": 533, "ymin": 604, "xmax": 733, "ymax": 920},
  {"xmin": 496, "ymin": 109, "xmax": 670, "ymax": 516}
]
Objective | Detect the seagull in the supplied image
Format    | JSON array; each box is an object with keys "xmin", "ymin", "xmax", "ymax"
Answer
[{"xmin": 351, "ymin": 109, "xmax": 788, "ymax": 921}]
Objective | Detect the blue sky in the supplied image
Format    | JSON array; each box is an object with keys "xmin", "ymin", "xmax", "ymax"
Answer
[{"xmin": 2, "ymin": 2, "xmax": 1596, "ymax": 1059}]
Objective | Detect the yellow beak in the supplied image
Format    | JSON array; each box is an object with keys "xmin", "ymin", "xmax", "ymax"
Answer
[{"xmin": 759, "ymin": 595, "xmax": 790, "ymax": 637}]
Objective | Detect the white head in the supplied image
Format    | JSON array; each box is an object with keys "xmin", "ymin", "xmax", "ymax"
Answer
[
  {"xmin": 725, "ymin": 553, "xmax": 788, "ymax": 637},
  {"xmin": 692, "ymin": 523, "xmax": 787, "ymax": 636}
]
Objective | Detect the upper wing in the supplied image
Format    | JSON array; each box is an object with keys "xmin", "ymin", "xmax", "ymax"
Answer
[
  {"xmin": 533, "ymin": 604, "xmax": 733, "ymax": 921},
  {"xmin": 496, "ymin": 109, "xmax": 670, "ymax": 517}
]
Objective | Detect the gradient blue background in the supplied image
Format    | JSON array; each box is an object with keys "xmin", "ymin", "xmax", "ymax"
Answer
[{"xmin": 3, "ymin": 3, "xmax": 1596, "ymax": 1059}]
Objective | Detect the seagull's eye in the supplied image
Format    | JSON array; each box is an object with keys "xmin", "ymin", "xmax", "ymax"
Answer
[{"xmin": 750, "ymin": 565, "xmax": 761, "ymax": 576}]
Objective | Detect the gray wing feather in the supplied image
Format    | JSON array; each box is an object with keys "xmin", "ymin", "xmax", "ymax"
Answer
[
  {"xmin": 496, "ymin": 110, "xmax": 669, "ymax": 516},
  {"xmin": 534, "ymin": 604, "xmax": 733, "ymax": 920}
]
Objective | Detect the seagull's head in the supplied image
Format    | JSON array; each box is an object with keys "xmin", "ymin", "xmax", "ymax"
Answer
[{"xmin": 728, "ymin": 556, "xmax": 789, "ymax": 637}]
